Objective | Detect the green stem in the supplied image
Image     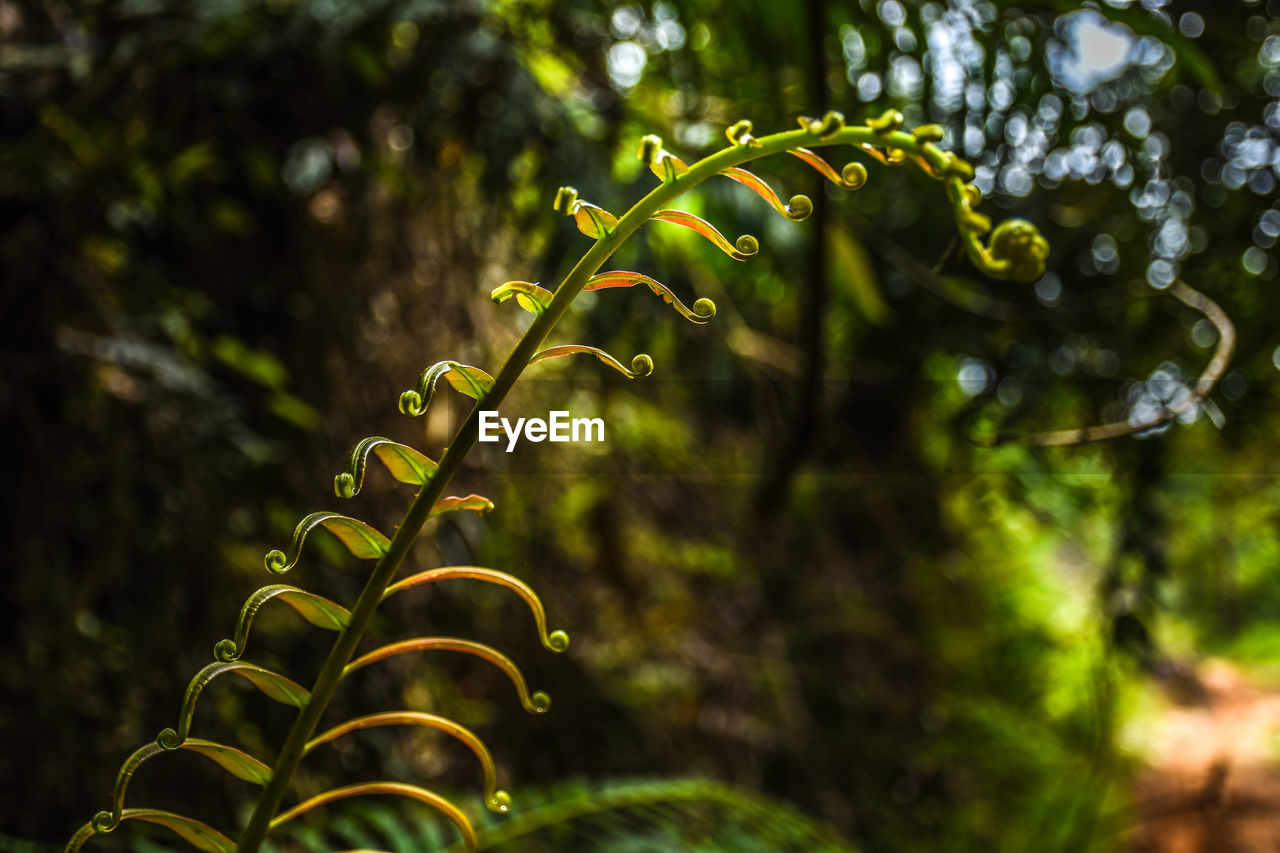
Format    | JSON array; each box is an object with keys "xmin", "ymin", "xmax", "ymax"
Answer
[{"xmin": 235, "ymin": 123, "xmax": 935, "ymax": 852}]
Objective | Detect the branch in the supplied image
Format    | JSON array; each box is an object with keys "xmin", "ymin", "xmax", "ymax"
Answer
[{"xmin": 979, "ymin": 280, "xmax": 1235, "ymax": 447}]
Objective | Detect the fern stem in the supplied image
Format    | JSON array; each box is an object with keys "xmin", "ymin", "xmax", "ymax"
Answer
[{"xmin": 235, "ymin": 123, "xmax": 938, "ymax": 851}]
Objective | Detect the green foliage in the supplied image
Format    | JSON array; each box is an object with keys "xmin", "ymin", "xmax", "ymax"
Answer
[
  {"xmin": 65, "ymin": 99, "xmax": 1042, "ymax": 852},
  {"xmin": 452, "ymin": 777, "xmax": 860, "ymax": 852}
]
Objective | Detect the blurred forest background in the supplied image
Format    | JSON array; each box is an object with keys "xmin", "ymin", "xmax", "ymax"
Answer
[{"xmin": 3, "ymin": 0, "xmax": 1280, "ymax": 850}]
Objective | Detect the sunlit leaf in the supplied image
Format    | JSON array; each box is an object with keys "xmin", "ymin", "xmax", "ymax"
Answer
[
  {"xmin": 529, "ymin": 344, "xmax": 653, "ymax": 379},
  {"xmin": 572, "ymin": 202, "xmax": 619, "ymax": 239},
  {"xmin": 121, "ymin": 810, "xmax": 236, "ymax": 853},
  {"xmin": 216, "ymin": 584, "xmax": 350, "ymax": 661},
  {"xmin": 181, "ymin": 739, "xmax": 272, "ymax": 785},
  {"xmin": 84, "ymin": 737, "xmax": 267, "ymax": 839},
  {"xmin": 399, "ymin": 361, "xmax": 494, "ymax": 417},
  {"xmin": 232, "ymin": 665, "xmax": 311, "ymax": 708},
  {"xmin": 719, "ymin": 167, "xmax": 811, "ymax": 221},
  {"xmin": 491, "ymin": 281, "xmax": 554, "ymax": 315},
  {"xmin": 430, "ymin": 494, "xmax": 495, "ymax": 517},
  {"xmin": 343, "ymin": 637, "xmax": 550, "ymax": 714},
  {"xmin": 787, "ymin": 147, "xmax": 867, "ymax": 190},
  {"xmin": 269, "ymin": 782, "xmax": 478, "ymax": 853},
  {"xmin": 158, "ymin": 662, "xmax": 309, "ymax": 749},
  {"xmin": 649, "ymin": 154, "xmax": 689, "ymax": 183},
  {"xmin": 306, "ymin": 711, "xmax": 511, "ymax": 812},
  {"xmin": 649, "ymin": 209, "xmax": 758, "ymax": 261},
  {"xmin": 443, "ymin": 364, "xmax": 495, "ymax": 400},
  {"xmin": 383, "ymin": 566, "xmax": 570, "ymax": 653},
  {"xmin": 264, "ymin": 512, "xmax": 390, "ymax": 574},
  {"xmin": 637, "ymin": 133, "xmax": 690, "ymax": 183},
  {"xmin": 585, "ymin": 271, "xmax": 715, "ymax": 325},
  {"xmin": 67, "ymin": 810, "xmax": 236, "ymax": 853},
  {"xmin": 335, "ymin": 437, "xmax": 438, "ymax": 498},
  {"xmin": 372, "ymin": 442, "xmax": 437, "ymax": 485}
]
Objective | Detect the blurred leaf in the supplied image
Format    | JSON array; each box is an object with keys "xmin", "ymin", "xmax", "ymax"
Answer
[
  {"xmin": 827, "ymin": 227, "xmax": 888, "ymax": 327},
  {"xmin": 181, "ymin": 738, "xmax": 272, "ymax": 785},
  {"xmin": 431, "ymin": 494, "xmax": 495, "ymax": 517},
  {"xmin": 211, "ymin": 336, "xmax": 289, "ymax": 389}
]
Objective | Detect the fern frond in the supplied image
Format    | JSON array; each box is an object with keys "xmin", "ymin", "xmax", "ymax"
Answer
[
  {"xmin": 490, "ymin": 281, "xmax": 553, "ymax": 316},
  {"xmin": 584, "ymin": 271, "xmax": 715, "ymax": 325},
  {"xmin": 215, "ymin": 584, "xmax": 350, "ymax": 662},
  {"xmin": 786, "ymin": 147, "xmax": 867, "ymax": 190},
  {"xmin": 528, "ymin": 345, "xmax": 653, "ymax": 379},
  {"xmin": 343, "ymin": 638, "xmax": 550, "ymax": 714},
  {"xmin": 179, "ymin": 739, "xmax": 272, "ymax": 785},
  {"xmin": 430, "ymin": 495, "xmax": 494, "ymax": 518},
  {"xmin": 67, "ymin": 810, "xmax": 235, "ymax": 853},
  {"xmin": 398, "ymin": 361, "xmax": 494, "ymax": 418},
  {"xmin": 637, "ymin": 134, "xmax": 690, "ymax": 183},
  {"xmin": 718, "ymin": 167, "xmax": 812, "ymax": 221},
  {"xmin": 649, "ymin": 209, "xmax": 759, "ymax": 261},
  {"xmin": 382, "ymin": 566, "xmax": 570, "ymax": 654},
  {"xmin": 268, "ymin": 783, "xmax": 478, "ymax": 853},
  {"xmin": 88, "ymin": 740, "xmax": 270, "ymax": 835},
  {"xmin": 264, "ymin": 512, "xmax": 390, "ymax": 574},
  {"xmin": 334, "ymin": 438, "xmax": 438, "ymax": 499},
  {"xmin": 306, "ymin": 711, "xmax": 511, "ymax": 813},
  {"xmin": 73, "ymin": 113, "xmax": 1047, "ymax": 853},
  {"xmin": 552, "ymin": 186, "xmax": 619, "ymax": 239},
  {"xmin": 157, "ymin": 661, "xmax": 309, "ymax": 749}
]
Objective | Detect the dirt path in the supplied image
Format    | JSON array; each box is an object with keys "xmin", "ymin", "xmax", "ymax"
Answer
[{"xmin": 1130, "ymin": 661, "xmax": 1280, "ymax": 851}]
